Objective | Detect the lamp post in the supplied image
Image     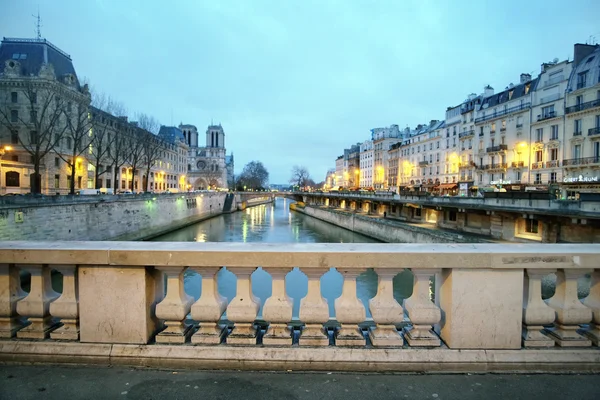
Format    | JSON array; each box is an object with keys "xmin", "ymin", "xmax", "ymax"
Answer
[{"xmin": 0, "ymin": 145, "xmax": 13, "ymax": 195}]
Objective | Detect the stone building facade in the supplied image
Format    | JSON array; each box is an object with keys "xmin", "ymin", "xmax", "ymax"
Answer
[{"xmin": 0, "ymin": 37, "xmax": 193, "ymax": 195}]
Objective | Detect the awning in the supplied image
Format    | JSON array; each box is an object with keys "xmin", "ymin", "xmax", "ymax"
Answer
[{"xmin": 438, "ymin": 183, "xmax": 457, "ymax": 190}]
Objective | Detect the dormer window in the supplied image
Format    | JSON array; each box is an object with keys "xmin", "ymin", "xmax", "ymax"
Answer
[
  {"xmin": 524, "ymin": 83, "xmax": 531, "ymax": 94},
  {"xmin": 508, "ymin": 90, "xmax": 514, "ymax": 100}
]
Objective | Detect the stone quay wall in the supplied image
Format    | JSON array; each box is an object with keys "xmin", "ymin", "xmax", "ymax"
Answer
[
  {"xmin": 295, "ymin": 205, "xmax": 489, "ymax": 243},
  {"xmin": 0, "ymin": 193, "xmax": 230, "ymax": 241}
]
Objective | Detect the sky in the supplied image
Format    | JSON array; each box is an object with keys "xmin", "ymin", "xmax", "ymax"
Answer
[{"xmin": 2, "ymin": 0, "xmax": 599, "ymax": 184}]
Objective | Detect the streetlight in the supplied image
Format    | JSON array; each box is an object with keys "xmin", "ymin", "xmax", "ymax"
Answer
[{"xmin": 0, "ymin": 145, "xmax": 13, "ymax": 195}]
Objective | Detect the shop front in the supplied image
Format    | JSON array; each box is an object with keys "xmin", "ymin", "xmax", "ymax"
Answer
[
  {"xmin": 560, "ymin": 175, "xmax": 600, "ymax": 200},
  {"xmin": 458, "ymin": 181, "xmax": 475, "ymax": 197},
  {"xmin": 438, "ymin": 183, "xmax": 458, "ymax": 196}
]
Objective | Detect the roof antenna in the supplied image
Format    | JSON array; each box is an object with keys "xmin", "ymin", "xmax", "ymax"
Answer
[{"xmin": 33, "ymin": 6, "xmax": 42, "ymax": 40}]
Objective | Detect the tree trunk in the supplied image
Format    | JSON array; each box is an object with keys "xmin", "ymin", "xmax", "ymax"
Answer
[
  {"xmin": 144, "ymin": 166, "xmax": 151, "ymax": 193},
  {"xmin": 131, "ymin": 167, "xmax": 136, "ymax": 192},
  {"xmin": 31, "ymin": 160, "xmax": 42, "ymax": 194},
  {"xmin": 69, "ymin": 162, "xmax": 76, "ymax": 195},
  {"xmin": 94, "ymin": 165, "xmax": 101, "ymax": 189},
  {"xmin": 113, "ymin": 163, "xmax": 119, "ymax": 192}
]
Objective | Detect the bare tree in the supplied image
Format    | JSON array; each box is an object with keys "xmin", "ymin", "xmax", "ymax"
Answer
[
  {"xmin": 89, "ymin": 96, "xmax": 122, "ymax": 189},
  {"xmin": 0, "ymin": 82, "xmax": 67, "ymax": 194},
  {"xmin": 125, "ymin": 127, "xmax": 145, "ymax": 192},
  {"xmin": 58, "ymin": 95, "xmax": 93, "ymax": 195},
  {"xmin": 107, "ymin": 103, "xmax": 130, "ymax": 191},
  {"xmin": 290, "ymin": 165, "xmax": 310, "ymax": 188},
  {"xmin": 136, "ymin": 112, "xmax": 164, "ymax": 192}
]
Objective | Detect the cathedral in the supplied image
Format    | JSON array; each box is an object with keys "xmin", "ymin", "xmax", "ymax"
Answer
[{"xmin": 179, "ymin": 123, "xmax": 234, "ymax": 190}]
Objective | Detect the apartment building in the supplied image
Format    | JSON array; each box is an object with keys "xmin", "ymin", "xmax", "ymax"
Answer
[{"xmin": 359, "ymin": 139, "xmax": 373, "ymax": 188}]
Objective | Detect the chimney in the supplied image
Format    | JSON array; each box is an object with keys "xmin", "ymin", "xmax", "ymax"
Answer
[
  {"xmin": 573, "ymin": 43, "xmax": 599, "ymax": 65},
  {"xmin": 483, "ymin": 85, "xmax": 494, "ymax": 97},
  {"xmin": 520, "ymin": 73, "xmax": 531, "ymax": 83}
]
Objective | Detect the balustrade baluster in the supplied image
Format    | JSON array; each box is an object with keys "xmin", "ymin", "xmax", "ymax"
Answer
[
  {"xmin": 0, "ymin": 263, "xmax": 26, "ymax": 338},
  {"xmin": 16, "ymin": 264, "xmax": 59, "ymax": 339},
  {"xmin": 262, "ymin": 267, "xmax": 293, "ymax": 345},
  {"xmin": 522, "ymin": 269, "xmax": 556, "ymax": 347},
  {"xmin": 49, "ymin": 265, "xmax": 79, "ymax": 340},
  {"xmin": 155, "ymin": 267, "xmax": 194, "ymax": 343},
  {"xmin": 334, "ymin": 269, "xmax": 366, "ymax": 346},
  {"xmin": 191, "ymin": 267, "xmax": 227, "ymax": 344},
  {"xmin": 582, "ymin": 270, "xmax": 600, "ymax": 346},
  {"xmin": 369, "ymin": 268, "xmax": 404, "ymax": 346},
  {"xmin": 299, "ymin": 268, "xmax": 329, "ymax": 346},
  {"xmin": 403, "ymin": 269, "xmax": 441, "ymax": 347},
  {"xmin": 226, "ymin": 267, "xmax": 259, "ymax": 344},
  {"xmin": 546, "ymin": 269, "xmax": 592, "ymax": 346}
]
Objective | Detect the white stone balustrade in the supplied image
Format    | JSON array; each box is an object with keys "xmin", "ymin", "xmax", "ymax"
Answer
[
  {"xmin": 335, "ymin": 269, "xmax": 366, "ymax": 346},
  {"xmin": 582, "ymin": 270, "xmax": 600, "ymax": 346},
  {"xmin": 16, "ymin": 264, "xmax": 59, "ymax": 339},
  {"xmin": 522, "ymin": 269, "xmax": 556, "ymax": 347},
  {"xmin": 154, "ymin": 266, "xmax": 194, "ymax": 343},
  {"xmin": 403, "ymin": 269, "xmax": 441, "ymax": 347},
  {"xmin": 368, "ymin": 268, "xmax": 404, "ymax": 346},
  {"xmin": 298, "ymin": 268, "xmax": 329, "ymax": 346},
  {"xmin": 262, "ymin": 267, "xmax": 293, "ymax": 345},
  {"xmin": 0, "ymin": 242, "xmax": 599, "ymax": 356},
  {"xmin": 49, "ymin": 265, "xmax": 79, "ymax": 340},
  {"xmin": 226, "ymin": 267, "xmax": 259, "ymax": 344},
  {"xmin": 546, "ymin": 269, "xmax": 593, "ymax": 346},
  {"xmin": 0, "ymin": 263, "xmax": 26, "ymax": 338},
  {"xmin": 190, "ymin": 267, "xmax": 227, "ymax": 344}
]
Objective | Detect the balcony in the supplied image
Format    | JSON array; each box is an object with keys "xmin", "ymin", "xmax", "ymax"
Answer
[
  {"xmin": 588, "ymin": 127, "xmax": 600, "ymax": 137},
  {"xmin": 485, "ymin": 163, "xmax": 508, "ymax": 171},
  {"xmin": 565, "ymin": 99, "xmax": 600, "ymax": 114},
  {"xmin": 486, "ymin": 144, "xmax": 508, "ymax": 153},
  {"xmin": 516, "ymin": 123, "xmax": 523, "ymax": 128},
  {"xmin": 419, "ymin": 161, "xmax": 429, "ymax": 166},
  {"xmin": 562, "ymin": 157, "xmax": 600, "ymax": 167},
  {"xmin": 479, "ymin": 132, "xmax": 484, "ymax": 137},
  {"xmin": 500, "ymin": 127, "xmax": 506, "ymax": 132},
  {"xmin": 459, "ymin": 130, "xmax": 474, "ymax": 138},
  {"xmin": 531, "ymin": 161, "xmax": 543, "ymax": 170},
  {"xmin": 537, "ymin": 111, "xmax": 556, "ymax": 122},
  {"xmin": 474, "ymin": 102, "xmax": 531, "ymax": 123},
  {"xmin": 545, "ymin": 160, "xmax": 560, "ymax": 168},
  {"xmin": 490, "ymin": 129, "xmax": 496, "ymax": 135},
  {"xmin": 511, "ymin": 161, "xmax": 524, "ymax": 168}
]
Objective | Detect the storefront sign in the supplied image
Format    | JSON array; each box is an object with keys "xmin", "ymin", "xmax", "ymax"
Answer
[
  {"xmin": 490, "ymin": 180, "xmax": 511, "ymax": 185},
  {"xmin": 459, "ymin": 183, "xmax": 468, "ymax": 190},
  {"xmin": 563, "ymin": 175, "xmax": 599, "ymax": 183}
]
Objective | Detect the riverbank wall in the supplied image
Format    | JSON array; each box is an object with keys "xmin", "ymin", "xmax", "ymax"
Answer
[
  {"xmin": 0, "ymin": 193, "xmax": 274, "ymax": 241},
  {"xmin": 293, "ymin": 204, "xmax": 492, "ymax": 243}
]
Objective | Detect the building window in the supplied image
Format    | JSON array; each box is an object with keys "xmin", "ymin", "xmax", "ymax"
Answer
[
  {"xmin": 517, "ymin": 116, "xmax": 523, "ymax": 127},
  {"xmin": 525, "ymin": 219, "xmax": 539, "ymax": 234},
  {"xmin": 550, "ymin": 148, "xmax": 558, "ymax": 161},
  {"xmin": 542, "ymin": 105, "xmax": 554, "ymax": 118},
  {"xmin": 11, "ymin": 92, "xmax": 17, "ymax": 103},
  {"xmin": 54, "ymin": 174, "xmax": 60, "ymax": 189},
  {"xmin": 574, "ymin": 119, "xmax": 582, "ymax": 135},
  {"xmin": 516, "ymin": 171, "xmax": 521, "ymax": 181},
  {"xmin": 535, "ymin": 173, "xmax": 542, "ymax": 184},
  {"xmin": 11, "ymin": 130, "xmax": 19, "ymax": 144},
  {"xmin": 10, "ymin": 110, "xmax": 18, "ymax": 123},
  {"xmin": 550, "ymin": 172, "xmax": 557, "ymax": 183},
  {"xmin": 30, "ymin": 110, "xmax": 37, "ymax": 122},
  {"xmin": 31, "ymin": 92, "xmax": 37, "ymax": 104},
  {"xmin": 5, "ymin": 171, "xmax": 20, "ymax": 187},
  {"xmin": 77, "ymin": 176, "xmax": 82, "ymax": 189},
  {"xmin": 573, "ymin": 144, "xmax": 581, "ymax": 159},
  {"xmin": 577, "ymin": 71, "xmax": 588, "ymax": 89},
  {"xmin": 448, "ymin": 211, "xmax": 457, "ymax": 222},
  {"xmin": 106, "ymin": 179, "xmax": 111, "ymax": 189},
  {"xmin": 66, "ymin": 137, "xmax": 72, "ymax": 148},
  {"xmin": 28, "ymin": 130, "xmax": 38, "ymax": 145},
  {"xmin": 536, "ymin": 128, "xmax": 543, "ymax": 142},
  {"xmin": 121, "ymin": 180, "xmax": 125, "ymax": 189},
  {"xmin": 55, "ymin": 157, "xmax": 59, "ymax": 167},
  {"xmin": 551, "ymin": 125, "xmax": 559, "ymax": 140},
  {"xmin": 535, "ymin": 150, "xmax": 543, "ymax": 162}
]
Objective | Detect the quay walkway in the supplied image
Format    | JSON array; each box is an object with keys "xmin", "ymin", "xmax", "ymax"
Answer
[{"xmin": 1, "ymin": 365, "xmax": 598, "ymax": 400}]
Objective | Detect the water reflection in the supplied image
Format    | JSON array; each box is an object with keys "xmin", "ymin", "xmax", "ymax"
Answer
[{"xmin": 156, "ymin": 198, "xmax": 417, "ymax": 320}]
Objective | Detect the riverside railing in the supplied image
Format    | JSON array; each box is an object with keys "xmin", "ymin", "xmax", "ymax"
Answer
[{"xmin": 0, "ymin": 242, "xmax": 598, "ymax": 352}]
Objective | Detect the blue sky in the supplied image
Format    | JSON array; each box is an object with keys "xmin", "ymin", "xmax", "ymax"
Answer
[{"xmin": 2, "ymin": 0, "xmax": 599, "ymax": 183}]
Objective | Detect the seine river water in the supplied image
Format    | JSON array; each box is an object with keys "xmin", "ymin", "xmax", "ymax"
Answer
[{"xmin": 153, "ymin": 197, "xmax": 417, "ymax": 320}]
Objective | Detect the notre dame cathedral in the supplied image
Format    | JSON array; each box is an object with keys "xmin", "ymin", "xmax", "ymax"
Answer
[{"xmin": 179, "ymin": 123, "xmax": 234, "ymax": 190}]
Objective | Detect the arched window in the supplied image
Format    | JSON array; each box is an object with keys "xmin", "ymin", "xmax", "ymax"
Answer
[{"xmin": 5, "ymin": 171, "xmax": 20, "ymax": 187}]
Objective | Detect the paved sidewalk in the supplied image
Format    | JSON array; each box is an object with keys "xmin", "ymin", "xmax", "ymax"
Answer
[{"xmin": 1, "ymin": 365, "xmax": 598, "ymax": 400}]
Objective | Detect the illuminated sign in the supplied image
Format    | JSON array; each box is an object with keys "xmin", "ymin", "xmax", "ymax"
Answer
[
  {"xmin": 490, "ymin": 180, "xmax": 511, "ymax": 185},
  {"xmin": 563, "ymin": 175, "xmax": 599, "ymax": 183}
]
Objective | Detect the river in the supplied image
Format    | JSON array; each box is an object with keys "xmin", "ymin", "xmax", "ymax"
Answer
[{"xmin": 153, "ymin": 197, "xmax": 417, "ymax": 320}]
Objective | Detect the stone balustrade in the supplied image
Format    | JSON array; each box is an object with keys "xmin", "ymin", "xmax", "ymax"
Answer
[{"xmin": 0, "ymin": 242, "xmax": 599, "ymax": 371}]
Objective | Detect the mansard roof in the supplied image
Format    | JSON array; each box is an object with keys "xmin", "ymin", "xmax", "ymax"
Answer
[
  {"xmin": 567, "ymin": 45, "xmax": 600, "ymax": 92},
  {"xmin": 0, "ymin": 37, "xmax": 78, "ymax": 81},
  {"xmin": 158, "ymin": 125, "xmax": 185, "ymax": 144},
  {"xmin": 480, "ymin": 77, "xmax": 539, "ymax": 109}
]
